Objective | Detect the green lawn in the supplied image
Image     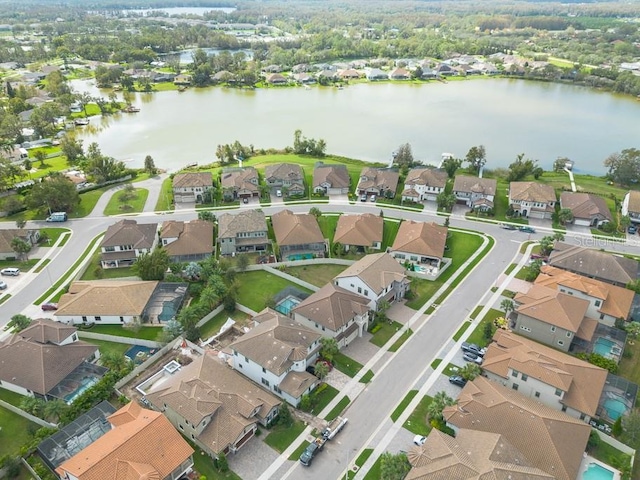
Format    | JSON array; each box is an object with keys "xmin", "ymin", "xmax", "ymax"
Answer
[
  {"xmin": 72, "ymin": 186, "xmax": 116, "ymax": 218},
  {"xmin": 0, "ymin": 405, "xmax": 38, "ymax": 457},
  {"xmin": 452, "ymin": 321, "xmax": 472, "ymax": 341},
  {"xmin": 469, "ymin": 305, "xmax": 482, "ymax": 320},
  {"xmin": 0, "ymin": 258, "xmax": 38, "ymax": 271},
  {"xmin": 235, "ymin": 270, "xmax": 312, "ymax": 312},
  {"xmin": 514, "ymin": 265, "xmax": 534, "ymax": 280},
  {"xmin": 443, "ymin": 363, "xmax": 461, "ymax": 377},
  {"xmin": 466, "ymin": 308, "xmax": 502, "ymax": 348},
  {"xmin": 80, "ymin": 251, "xmax": 138, "ymax": 280},
  {"xmin": 155, "ymin": 177, "xmax": 174, "ymax": 212},
  {"xmin": 192, "ymin": 445, "xmax": 242, "ymax": 480},
  {"xmin": 83, "ymin": 338, "xmax": 132, "ymax": 358},
  {"xmin": 362, "ymin": 455, "xmax": 382, "ymax": 480},
  {"xmin": 264, "ymin": 420, "xmax": 306, "ymax": 453},
  {"xmin": 103, "ymin": 188, "xmax": 149, "ymax": 215},
  {"xmin": 382, "ymin": 219, "xmax": 401, "ymax": 250},
  {"xmin": 403, "ymin": 394, "xmax": 433, "ymax": 436},
  {"xmin": 618, "ymin": 339, "xmax": 640, "ymax": 390},
  {"xmin": 317, "ymin": 215, "xmax": 339, "ymax": 245},
  {"xmin": 40, "ymin": 227, "xmax": 70, "ymax": 245},
  {"xmin": 79, "ymin": 324, "xmax": 162, "ymax": 341},
  {"xmin": 389, "ymin": 329, "xmax": 413, "ymax": 352},
  {"xmin": 370, "ymin": 320, "xmax": 404, "ymax": 348},
  {"xmin": 313, "ymin": 384, "xmax": 340, "ymax": 415},
  {"xmin": 348, "ymin": 449, "xmax": 374, "ymax": 479},
  {"xmin": 359, "ymin": 369, "xmax": 374, "ymax": 383},
  {"xmin": 199, "ymin": 309, "xmax": 250, "ymax": 339},
  {"xmin": 325, "ymin": 395, "xmax": 350, "ymax": 421},
  {"xmin": 27, "ymin": 153, "xmax": 69, "ymax": 180},
  {"xmin": 285, "ymin": 263, "xmax": 349, "ymax": 287},
  {"xmin": 0, "ymin": 387, "xmax": 27, "ymax": 407},
  {"xmin": 391, "ymin": 390, "xmax": 418, "ymax": 422},
  {"xmin": 332, "ymin": 352, "xmax": 363, "ymax": 377},
  {"xmin": 288, "ymin": 440, "xmax": 310, "ymax": 461}
]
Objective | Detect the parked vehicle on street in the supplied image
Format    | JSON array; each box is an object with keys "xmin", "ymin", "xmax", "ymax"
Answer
[
  {"xmin": 463, "ymin": 352, "xmax": 483, "ymax": 365},
  {"xmin": 300, "ymin": 416, "xmax": 347, "ymax": 466},
  {"xmin": 628, "ymin": 225, "xmax": 638, "ymax": 235},
  {"xmin": 519, "ymin": 226, "xmax": 536, "ymax": 234},
  {"xmin": 0, "ymin": 280, "xmax": 7, "ymax": 290},
  {"xmin": 461, "ymin": 342, "xmax": 486, "ymax": 357},
  {"xmin": 0, "ymin": 268, "xmax": 20, "ymax": 276},
  {"xmin": 41, "ymin": 302, "xmax": 58, "ymax": 311},
  {"xmin": 46, "ymin": 212, "xmax": 68, "ymax": 222},
  {"xmin": 449, "ymin": 375, "xmax": 467, "ymax": 387},
  {"xmin": 499, "ymin": 223, "xmax": 517, "ymax": 230}
]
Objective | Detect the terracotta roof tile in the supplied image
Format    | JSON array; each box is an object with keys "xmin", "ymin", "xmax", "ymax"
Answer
[
  {"xmin": 172, "ymin": 172, "xmax": 213, "ymax": 188},
  {"xmin": 514, "ymin": 284, "xmax": 590, "ymax": 333},
  {"xmin": 313, "ymin": 164, "xmax": 350, "ymax": 189},
  {"xmin": 160, "ymin": 220, "xmax": 213, "ymax": 257},
  {"xmin": 452, "ymin": 176, "xmax": 496, "ymax": 195},
  {"xmin": 404, "ymin": 168, "xmax": 447, "ymax": 189},
  {"xmin": 100, "ymin": 220, "xmax": 157, "ymax": 249},
  {"xmin": 560, "ymin": 192, "xmax": 612, "ymax": 222}
]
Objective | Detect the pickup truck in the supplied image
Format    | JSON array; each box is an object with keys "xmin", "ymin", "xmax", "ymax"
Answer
[{"xmin": 299, "ymin": 416, "xmax": 348, "ymax": 466}]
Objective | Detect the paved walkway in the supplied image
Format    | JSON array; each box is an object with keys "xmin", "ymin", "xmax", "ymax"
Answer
[{"xmin": 88, "ymin": 173, "xmax": 169, "ymax": 218}]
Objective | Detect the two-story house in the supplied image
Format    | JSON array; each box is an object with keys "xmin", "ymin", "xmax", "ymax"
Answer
[
  {"xmin": 171, "ymin": 172, "xmax": 213, "ymax": 203},
  {"xmin": 452, "ymin": 175, "xmax": 497, "ymax": 211},
  {"xmin": 535, "ymin": 265, "xmax": 635, "ymax": 325},
  {"xmin": 333, "ymin": 213, "xmax": 383, "ymax": 252},
  {"xmin": 401, "ymin": 167, "xmax": 448, "ymax": 203},
  {"xmin": 264, "ymin": 163, "xmax": 305, "ymax": 196},
  {"xmin": 389, "ymin": 221, "xmax": 448, "ymax": 269},
  {"xmin": 0, "ymin": 228, "xmax": 40, "ymax": 260},
  {"xmin": 146, "ymin": 353, "xmax": 281, "ymax": 458},
  {"xmin": 100, "ymin": 219, "xmax": 158, "ymax": 268},
  {"xmin": 356, "ymin": 168, "xmax": 399, "ymax": 198},
  {"xmin": 228, "ymin": 309, "xmax": 321, "ymax": 406},
  {"xmin": 313, "ymin": 163, "xmax": 350, "ymax": 195},
  {"xmin": 622, "ymin": 190, "xmax": 640, "ymax": 225},
  {"xmin": 559, "ymin": 192, "xmax": 612, "ymax": 227},
  {"xmin": 508, "ymin": 181, "xmax": 557, "ymax": 219},
  {"xmin": 482, "ymin": 330, "xmax": 607, "ymax": 423},
  {"xmin": 220, "ymin": 167, "xmax": 259, "ymax": 201},
  {"xmin": 218, "ymin": 210, "xmax": 270, "ymax": 256},
  {"xmin": 271, "ymin": 209, "xmax": 326, "ymax": 260},
  {"xmin": 333, "ymin": 252, "xmax": 409, "ymax": 310},
  {"xmin": 160, "ymin": 220, "xmax": 213, "ymax": 262}
]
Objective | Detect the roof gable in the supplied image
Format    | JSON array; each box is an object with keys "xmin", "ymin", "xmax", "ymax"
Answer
[
  {"xmin": 335, "ymin": 252, "xmax": 407, "ymax": 294},
  {"xmin": 271, "ymin": 210, "xmax": 324, "ymax": 246},
  {"xmin": 509, "ymin": 182, "xmax": 556, "ymax": 203},
  {"xmin": 452, "ymin": 176, "xmax": 496, "ymax": 195},
  {"xmin": 334, "ymin": 214, "xmax": 383, "ymax": 247},
  {"xmin": 293, "ymin": 283, "xmax": 370, "ymax": 331},
  {"xmin": 101, "ymin": 220, "xmax": 157, "ymax": 249},
  {"xmin": 391, "ymin": 221, "xmax": 447, "ymax": 259}
]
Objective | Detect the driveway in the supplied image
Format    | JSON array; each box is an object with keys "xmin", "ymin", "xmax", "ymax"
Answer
[{"xmin": 228, "ymin": 435, "xmax": 281, "ymax": 480}]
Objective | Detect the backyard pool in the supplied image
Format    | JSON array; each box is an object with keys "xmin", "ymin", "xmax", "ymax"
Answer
[
  {"xmin": 583, "ymin": 462, "xmax": 615, "ymax": 480},
  {"xmin": 288, "ymin": 253, "xmax": 314, "ymax": 261},
  {"xmin": 593, "ymin": 337, "xmax": 622, "ymax": 358},
  {"xmin": 603, "ymin": 396, "xmax": 629, "ymax": 421},
  {"xmin": 275, "ymin": 296, "xmax": 300, "ymax": 315},
  {"xmin": 64, "ymin": 375, "xmax": 100, "ymax": 404},
  {"xmin": 125, "ymin": 345, "xmax": 156, "ymax": 365}
]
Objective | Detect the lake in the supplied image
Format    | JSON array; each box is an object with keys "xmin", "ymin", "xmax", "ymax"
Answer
[{"xmin": 70, "ymin": 78, "xmax": 640, "ymax": 175}]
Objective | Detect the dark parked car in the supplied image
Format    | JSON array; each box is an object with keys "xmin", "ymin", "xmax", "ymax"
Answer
[
  {"xmin": 461, "ymin": 342, "xmax": 486, "ymax": 357},
  {"xmin": 628, "ymin": 225, "xmax": 638, "ymax": 235},
  {"xmin": 449, "ymin": 375, "xmax": 467, "ymax": 387},
  {"xmin": 41, "ymin": 303, "xmax": 58, "ymax": 311},
  {"xmin": 519, "ymin": 226, "xmax": 536, "ymax": 234}
]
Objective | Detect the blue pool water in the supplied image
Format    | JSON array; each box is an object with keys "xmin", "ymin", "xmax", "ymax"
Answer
[
  {"xmin": 276, "ymin": 297, "xmax": 300, "ymax": 315},
  {"xmin": 288, "ymin": 253, "xmax": 313, "ymax": 261},
  {"xmin": 124, "ymin": 345, "xmax": 155, "ymax": 365},
  {"xmin": 603, "ymin": 397, "xmax": 628, "ymax": 421},
  {"xmin": 64, "ymin": 376, "xmax": 99, "ymax": 403},
  {"xmin": 583, "ymin": 462, "xmax": 615, "ymax": 480},
  {"xmin": 593, "ymin": 337, "xmax": 615, "ymax": 356}
]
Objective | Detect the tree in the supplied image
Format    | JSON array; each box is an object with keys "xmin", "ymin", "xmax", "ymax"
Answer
[
  {"xmin": 465, "ymin": 145, "xmax": 487, "ymax": 173},
  {"xmin": 309, "ymin": 206, "xmax": 322, "ymax": 219},
  {"xmin": 442, "ymin": 157, "xmax": 462, "ymax": 178},
  {"xmin": 144, "ymin": 155, "xmax": 157, "ymax": 175},
  {"xmin": 43, "ymin": 399, "xmax": 69, "ymax": 423},
  {"xmin": 133, "ymin": 247, "xmax": 169, "ymax": 281},
  {"xmin": 436, "ymin": 192, "xmax": 456, "ymax": 212},
  {"xmin": 624, "ymin": 321, "xmax": 640, "ymax": 339},
  {"xmin": 34, "ymin": 149, "xmax": 47, "ymax": 168},
  {"xmin": 15, "ymin": 219, "xmax": 26, "ymax": 229},
  {"xmin": 427, "ymin": 391, "xmax": 455, "ymax": 422},
  {"xmin": 459, "ymin": 362, "xmax": 482, "ymax": 381},
  {"xmin": 9, "ymin": 314, "xmax": 31, "ymax": 332},
  {"xmin": 236, "ymin": 254, "xmax": 249, "ymax": 271},
  {"xmin": 379, "ymin": 452, "xmax": 411, "ymax": 480},
  {"xmin": 20, "ymin": 397, "xmax": 45, "ymax": 417},
  {"xmin": 2, "ymin": 196, "xmax": 24, "ymax": 214},
  {"xmin": 506, "ymin": 153, "xmax": 538, "ymax": 182},
  {"xmin": 613, "ymin": 416, "xmax": 623, "ymax": 437},
  {"xmin": 100, "ymin": 350, "xmax": 129, "ymax": 372},
  {"xmin": 393, "ymin": 143, "xmax": 414, "ymax": 168},
  {"xmin": 314, "ymin": 361, "xmax": 329, "ymax": 379},
  {"xmin": 319, "ymin": 337, "xmax": 339, "ymax": 363},
  {"xmin": 500, "ymin": 298, "xmax": 515, "ymax": 316},
  {"xmin": 162, "ymin": 319, "xmax": 184, "ymax": 341},
  {"xmin": 11, "ymin": 237, "xmax": 31, "ymax": 260},
  {"xmin": 622, "ymin": 409, "xmax": 640, "ymax": 448},
  {"xmin": 216, "ymin": 452, "xmax": 229, "ymax": 473},
  {"xmin": 0, "ymin": 158, "xmax": 23, "ymax": 191},
  {"xmin": 554, "ymin": 157, "xmax": 571, "ymax": 172},
  {"xmin": 0, "ymin": 456, "xmax": 21, "ymax": 478},
  {"xmin": 27, "ymin": 173, "xmax": 80, "ymax": 213},
  {"xmin": 198, "ymin": 210, "xmax": 215, "ymax": 222},
  {"xmin": 60, "ymin": 136, "xmax": 84, "ymax": 165},
  {"xmin": 525, "ymin": 259, "xmax": 543, "ymax": 281},
  {"xmin": 605, "ymin": 149, "xmax": 640, "ymax": 186},
  {"xmin": 557, "ymin": 208, "xmax": 574, "ymax": 225},
  {"xmin": 278, "ymin": 402, "xmax": 293, "ymax": 427},
  {"xmin": 85, "ymin": 143, "xmax": 126, "ymax": 183}
]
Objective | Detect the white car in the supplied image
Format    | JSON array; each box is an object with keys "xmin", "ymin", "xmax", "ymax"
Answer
[
  {"xmin": 0, "ymin": 268, "xmax": 20, "ymax": 276},
  {"xmin": 413, "ymin": 435, "xmax": 426, "ymax": 446},
  {"xmin": 276, "ymin": 189, "xmax": 282, "ymax": 197},
  {"xmin": 0, "ymin": 280, "xmax": 7, "ymax": 290}
]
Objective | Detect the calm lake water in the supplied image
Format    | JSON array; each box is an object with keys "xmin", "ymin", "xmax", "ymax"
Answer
[{"xmin": 70, "ymin": 78, "xmax": 640, "ymax": 175}]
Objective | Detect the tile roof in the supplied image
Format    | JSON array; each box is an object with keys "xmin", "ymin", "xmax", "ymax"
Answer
[
  {"xmin": 218, "ymin": 210, "xmax": 268, "ymax": 239},
  {"xmin": 483, "ymin": 330, "xmax": 607, "ymax": 417},
  {"xmin": 626, "ymin": 190, "xmax": 640, "ymax": 213},
  {"xmin": 357, "ymin": 168, "xmax": 399, "ymax": 192},
  {"xmin": 146, "ymin": 354, "xmax": 280, "ymax": 455},
  {"xmin": 391, "ymin": 221, "xmax": 447, "ymax": 260},
  {"xmin": 549, "ymin": 242, "xmax": 638, "ymax": 286},
  {"xmin": 536, "ymin": 265, "xmax": 635, "ymax": 320},
  {"xmin": 293, "ymin": 283, "xmax": 370, "ymax": 331},
  {"xmin": 100, "ymin": 220, "xmax": 158, "ymax": 249},
  {"xmin": 514, "ymin": 284, "xmax": 591, "ymax": 334},
  {"xmin": 333, "ymin": 214, "xmax": 383, "ymax": 248},
  {"xmin": 406, "ymin": 428, "xmax": 554, "ymax": 480},
  {"xmin": 313, "ymin": 164, "xmax": 350, "ymax": 189},
  {"xmin": 443, "ymin": 377, "xmax": 591, "ymax": 480},
  {"xmin": 19, "ymin": 318, "xmax": 77, "ymax": 345},
  {"xmin": 560, "ymin": 192, "xmax": 612, "ymax": 222},
  {"xmin": 57, "ymin": 402, "xmax": 193, "ymax": 480},
  {"xmin": 160, "ymin": 220, "xmax": 213, "ymax": 257},
  {"xmin": 271, "ymin": 210, "xmax": 324, "ymax": 246},
  {"xmin": 220, "ymin": 168, "xmax": 259, "ymax": 193},
  {"xmin": 229, "ymin": 312, "xmax": 321, "ymax": 375},
  {"xmin": 55, "ymin": 280, "xmax": 158, "ymax": 317},
  {"xmin": 265, "ymin": 163, "xmax": 304, "ymax": 183},
  {"xmin": 335, "ymin": 252, "xmax": 407, "ymax": 295},
  {"xmin": 0, "ymin": 320, "xmax": 98, "ymax": 395},
  {"xmin": 278, "ymin": 370, "xmax": 319, "ymax": 399},
  {"xmin": 404, "ymin": 167, "xmax": 447, "ymax": 189},
  {"xmin": 452, "ymin": 175, "xmax": 496, "ymax": 195},
  {"xmin": 172, "ymin": 172, "xmax": 213, "ymax": 188},
  {"xmin": 509, "ymin": 181, "xmax": 557, "ymax": 203}
]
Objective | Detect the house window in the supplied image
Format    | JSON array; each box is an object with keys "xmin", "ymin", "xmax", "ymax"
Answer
[
  {"xmin": 358, "ymin": 287, "xmax": 362, "ymax": 294},
  {"xmin": 555, "ymin": 389, "xmax": 562, "ymax": 397},
  {"xmin": 274, "ymin": 385, "xmax": 281, "ymax": 394},
  {"xmin": 595, "ymin": 300, "xmax": 601, "ymax": 307},
  {"xmin": 179, "ymin": 424, "xmax": 184, "ymax": 430},
  {"xmin": 95, "ymin": 316, "xmax": 101, "ymax": 322},
  {"xmin": 561, "ymin": 405, "xmax": 567, "ymax": 412},
  {"xmin": 550, "ymin": 326, "xmax": 556, "ymax": 332},
  {"xmin": 245, "ymin": 356, "xmax": 249, "ymax": 363},
  {"xmin": 558, "ymin": 340, "xmax": 565, "ymax": 346},
  {"xmin": 580, "ymin": 413, "xmax": 586, "ymax": 420},
  {"xmin": 72, "ymin": 334, "xmax": 77, "ymax": 341},
  {"xmin": 120, "ymin": 316, "xmax": 124, "ymax": 323},
  {"xmin": 191, "ymin": 434, "xmax": 195, "ymax": 439},
  {"xmin": 82, "ymin": 316, "xmax": 87, "ymax": 323},
  {"xmin": 262, "ymin": 367, "xmax": 266, "ymax": 373},
  {"xmin": 364, "ymin": 290, "xmax": 369, "ymax": 296},
  {"xmin": 535, "ymin": 391, "xmax": 540, "ymax": 398},
  {"xmin": 521, "ymin": 374, "xmax": 528, "ymax": 382},
  {"xmin": 511, "ymin": 370, "xmax": 518, "ymax": 378},
  {"xmin": 261, "ymin": 378, "xmax": 269, "ymax": 387},
  {"xmin": 238, "ymin": 364, "xmax": 242, "ymax": 369},
  {"xmin": 512, "ymin": 384, "xmax": 519, "ymax": 391},
  {"xmin": 600, "ymin": 314, "xmax": 605, "ymax": 320},
  {"xmin": 566, "ymin": 331, "xmax": 572, "ymax": 337}
]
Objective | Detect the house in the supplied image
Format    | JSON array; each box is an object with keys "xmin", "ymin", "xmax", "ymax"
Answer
[
  {"xmin": 218, "ymin": 210, "xmax": 270, "ymax": 256},
  {"xmin": 264, "ymin": 163, "xmax": 305, "ymax": 196},
  {"xmin": 356, "ymin": 168, "xmax": 399, "ymax": 198},
  {"xmin": 146, "ymin": 353, "xmax": 281, "ymax": 458},
  {"xmin": 0, "ymin": 228, "xmax": 40, "ymax": 260},
  {"xmin": 406, "ymin": 428, "xmax": 554, "ymax": 480},
  {"xmin": 100, "ymin": 219, "xmax": 158, "ymax": 268},
  {"xmin": 389, "ymin": 67, "xmax": 410, "ymax": 79},
  {"xmin": 535, "ymin": 265, "xmax": 635, "ymax": 325},
  {"xmin": 172, "ymin": 172, "xmax": 213, "ymax": 203},
  {"xmin": 389, "ymin": 221, "xmax": 448, "ymax": 268},
  {"xmin": 313, "ymin": 163, "xmax": 350, "ymax": 195},
  {"xmin": 220, "ymin": 167, "xmax": 259, "ymax": 201},
  {"xmin": 512, "ymin": 284, "xmax": 597, "ymax": 352},
  {"xmin": 333, "ymin": 252, "xmax": 409, "ymax": 310},
  {"xmin": 292, "ymin": 72, "xmax": 315, "ymax": 84},
  {"xmin": 508, "ymin": 181, "xmax": 557, "ymax": 219},
  {"xmin": 483, "ymin": 330, "xmax": 607, "ymax": 422},
  {"xmin": 228, "ymin": 309, "xmax": 321, "ymax": 406},
  {"xmin": 559, "ymin": 192, "xmax": 612, "ymax": 227},
  {"xmin": 65, "ymin": 170, "xmax": 88, "ymax": 190},
  {"xmin": 56, "ymin": 402, "xmax": 194, "ymax": 480},
  {"xmin": 333, "ymin": 214, "xmax": 383, "ymax": 252},
  {"xmin": 160, "ymin": 220, "xmax": 213, "ymax": 262},
  {"xmin": 271, "ymin": 209, "xmax": 326, "ymax": 260},
  {"xmin": 55, "ymin": 280, "xmax": 188, "ymax": 326},
  {"xmin": 212, "ymin": 70, "xmax": 235, "ymax": 83},
  {"xmin": 548, "ymin": 242, "xmax": 639, "ymax": 287},
  {"xmin": 266, "ymin": 73, "xmax": 287, "ymax": 84},
  {"xmin": 443, "ymin": 377, "xmax": 591, "ymax": 480},
  {"xmin": 452, "ymin": 175, "xmax": 497, "ymax": 210},
  {"xmin": 293, "ymin": 283, "xmax": 371, "ymax": 347},
  {"xmin": 0, "ymin": 319, "xmax": 103, "ymax": 401},
  {"xmin": 174, "ymin": 74, "xmax": 192, "ymax": 85},
  {"xmin": 435, "ymin": 63, "xmax": 457, "ymax": 76},
  {"xmin": 401, "ymin": 167, "xmax": 447, "ymax": 202},
  {"xmin": 622, "ymin": 190, "xmax": 640, "ymax": 224},
  {"xmin": 366, "ymin": 68, "xmax": 388, "ymax": 80},
  {"xmin": 337, "ymin": 69, "xmax": 360, "ymax": 80}
]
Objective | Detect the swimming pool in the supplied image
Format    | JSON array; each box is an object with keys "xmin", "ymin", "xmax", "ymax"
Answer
[
  {"xmin": 64, "ymin": 376, "xmax": 99, "ymax": 404},
  {"xmin": 288, "ymin": 253, "xmax": 314, "ymax": 261},
  {"xmin": 583, "ymin": 462, "xmax": 615, "ymax": 480},
  {"xmin": 276, "ymin": 296, "xmax": 300, "ymax": 315},
  {"xmin": 603, "ymin": 396, "xmax": 628, "ymax": 421},
  {"xmin": 593, "ymin": 337, "xmax": 616, "ymax": 357}
]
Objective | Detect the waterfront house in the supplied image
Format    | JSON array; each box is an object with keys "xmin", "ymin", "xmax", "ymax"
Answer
[
  {"xmin": 508, "ymin": 181, "xmax": 557, "ymax": 219},
  {"xmin": 271, "ymin": 209, "xmax": 326, "ymax": 260},
  {"xmin": 220, "ymin": 167, "xmax": 259, "ymax": 201},
  {"xmin": 100, "ymin": 219, "xmax": 158, "ymax": 268},
  {"xmin": 266, "ymin": 73, "xmax": 287, "ymax": 85},
  {"xmin": 356, "ymin": 168, "xmax": 399, "ymax": 198},
  {"xmin": 313, "ymin": 163, "xmax": 350, "ymax": 195},
  {"xmin": 264, "ymin": 163, "xmax": 305, "ymax": 196},
  {"xmin": 173, "ymin": 74, "xmax": 192, "ymax": 85},
  {"xmin": 389, "ymin": 67, "xmax": 410, "ymax": 79},
  {"xmin": 452, "ymin": 175, "xmax": 497, "ymax": 210},
  {"xmin": 0, "ymin": 228, "xmax": 39, "ymax": 260},
  {"xmin": 334, "ymin": 213, "xmax": 383, "ymax": 252},
  {"xmin": 172, "ymin": 172, "xmax": 213, "ymax": 203},
  {"xmin": 401, "ymin": 167, "xmax": 447, "ymax": 202},
  {"xmin": 389, "ymin": 220, "xmax": 448, "ymax": 269},
  {"xmin": 622, "ymin": 190, "xmax": 640, "ymax": 224},
  {"xmin": 337, "ymin": 69, "xmax": 361, "ymax": 80},
  {"xmin": 366, "ymin": 68, "xmax": 388, "ymax": 80},
  {"xmin": 160, "ymin": 219, "xmax": 213, "ymax": 262},
  {"xmin": 559, "ymin": 192, "xmax": 612, "ymax": 227},
  {"xmin": 218, "ymin": 210, "xmax": 270, "ymax": 256}
]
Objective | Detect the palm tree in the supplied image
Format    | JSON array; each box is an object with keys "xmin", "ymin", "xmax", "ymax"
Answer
[
  {"xmin": 427, "ymin": 391, "xmax": 455, "ymax": 422},
  {"xmin": 314, "ymin": 362, "xmax": 330, "ymax": 379},
  {"xmin": 44, "ymin": 399, "xmax": 69, "ymax": 423},
  {"xmin": 319, "ymin": 337, "xmax": 339, "ymax": 363},
  {"xmin": 500, "ymin": 298, "xmax": 515, "ymax": 316},
  {"xmin": 100, "ymin": 350, "xmax": 128, "ymax": 372},
  {"xmin": 557, "ymin": 208, "xmax": 574, "ymax": 225},
  {"xmin": 458, "ymin": 363, "xmax": 482, "ymax": 381},
  {"xmin": 20, "ymin": 397, "xmax": 46, "ymax": 417}
]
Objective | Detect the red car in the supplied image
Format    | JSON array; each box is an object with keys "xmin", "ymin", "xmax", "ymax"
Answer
[{"xmin": 41, "ymin": 303, "xmax": 58, "ymax": 311}]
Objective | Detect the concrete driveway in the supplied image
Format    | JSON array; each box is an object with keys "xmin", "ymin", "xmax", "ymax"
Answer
[{"xmin": 228, "ymin": 435, "xmax": 281, "ymax": 480}]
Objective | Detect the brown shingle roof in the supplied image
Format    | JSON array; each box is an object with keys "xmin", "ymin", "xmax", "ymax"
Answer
[
  {"xmin": 443, "ymin": 377, "xmax": 591, "ymax": 480},
  {"xmin": 55, "ymin": 280, "xmax": 158, "ymax": 317},
  {"xmin": 357, "ymin": 168, "xmax": 399, "ymax": 193},
  {"xmin": 334, "ymin": 214, "xmax": 383, "ymax": 248},
  {"xmin": 391, "ymin": 221, "xmax": 447, "ymax": 260},
  {"xmin": 220, "ymin": 168, "xmax": 259, "ymax": 193},
  {"xmin": 265, "ymin": 163, "xmax": 304, "ymax": 184},
  {"xmin": 19, "ymin": 319, "xmax": 77, "ymax": 345},
  {"xmin": 560, "ymin": 192, "xmax": 612, "ymax": 222},
  {"xmin": 57, "ymin": 402, "xmax": 193, "ymax": 480},
  {"xmin": 313, "ymin": 164, "xmax": 350, "ymax": 189},
  {"xmin": 483, "ymin": 330, "xmax": 607, "ymax": 417},
  {"xmin": 293, "ymin": 283, "xmax": 370, "ymax": 331},
  {"xmin": 404, "ymin": 168, "xmax": 447, "ymax": 189},
  {"xmin": 271, "ymin": 210, "xmax": 324, "ymax": 246},
  {"xmin": 101, "ymin": 220, "xmax": 157, "ymax": 249},
  {"xmin": 0, "ymin": 320, "xmax": 97, "ymax": 395},
  {"xmin": 0, "ymin": 229, "xmax": 32, "ymax": 254},
  {"xmin": 335, "ymin": 252, "xmax": 407, "ymax": 295},
  {"xmin": 172, "ymin": 172, "xmax": 213, "ymax": 189},
  {"xmin": 278, "ymin": 371, "xmax": 319, "ymax": 399},
  {"xmin": 509, "ymin": 181, "xmax": 556, "ymax": 203},
  {"xmin": 218, "ymin": 210, "xmax": 268, "ymax": 239},
  {"xmin": 627, "ymin": 190, "xmax": 640, "ymax": 213},
  {"xmin": 452, "ymin": 176, "xmax": 496, "ymax": 195},
  {"xmin": 160, "ymin": 220, "xmax": 213, "ymax": 257}
]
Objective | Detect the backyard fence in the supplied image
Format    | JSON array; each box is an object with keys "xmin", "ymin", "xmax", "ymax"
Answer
[
  {"xmin": 0, "ymin": 399, "xmax": 56, "ymax": 429},
  {"xmin": 77, "ymin": 331, "xmax": 163, "ymax": 348}
]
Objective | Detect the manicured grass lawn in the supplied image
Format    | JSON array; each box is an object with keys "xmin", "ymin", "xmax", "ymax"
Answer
[
  {"xmin": 82, "ymin": 338, "xmax": 134, "ymax": 358},
  {"xmin": 155, "ymin": 177, "xmax": 174, "ymax": 212},
  {"xmin": 286, "ymin": 263, "xmax": 349, "ymax": 288},
  {"xmin": 192, "ymin": 445, "xmax": 242, "ymax": 480},
  {"xmin": 403, "ymin": 394, "xmax": 433, "ymax": 436},
  {"xmin": 264, "ymin": 420, "xmax": 306, "ymax": 453},
  {"xmin": 382, "ymin": 219, "xmax": 401, "ymax": 250},
  {"xmin": 332, "ymin": 352, "xmax": 363, "ymax": 377},
  {"xmin": 0, "ymin": 387, "xmax": 27, "ymax": 407},
  {"xmin": 359, "ymin": 369, "xmax": 374, "ymax": 383},
  {"xmin": 0, "ymin": 258, "xmax": 38, "ymax": 271},
  {"xmin": 347, "ymin": 449, "xmax": 374, "ymax": 479},
  {"xmin": 466, "ymin": 308, "xmax": 502, "ymax": 348},
  {"xmin": 443, "ymin": 363, "xmax": 461, "ymax": 377},
  {"xmin": 587, "ymin": 439, "xmax": 634, "ymax": 479},
  {"xmin": 362, "ymin": 455, "xmax": 382, "ymax": 480},
  {"xmin": 391, "ymin": 390, "xmax": 418, "ymax": 422},
  {"xmin": 370, "ymin": 320, "xmax": 404, "ymax": 348},
  {"xmin": 389, "ymin": 329, "xmax": 413, "ymax": 352},
  {"xmin": 288, "ymin": 440, "xmax": 310, "ymax": 461},
  {"xmin": 40, "ymin": 227, "xmax": 70, "ymax": 245},
  {"xmin": 235, "ymin": 270, "xmax": 312, "ymax": 312},
  {"xmin": 79, "ymin": 324, "xmax": 162, "ymax": 341},
  {"xmin": 430, "ymin": 358, "xmax": 442, "ymax": 369},
  {"xmin": 80, "ymin": 251, "xmax": 138, "ymax": 280},
  {"xmin": 618, "ymin": 339, "xmax": 640, "ymax": 390},
  {"xmin": 514, "ymin": 265, "xmax": 534, "ymax": 280},
  {"xmin": 469, "ymin": 305, "xmax": 482, "ymax": 320},
  {"xmin": 199, "ymin": 309, "xmax": 250, "ymax": 339},
  {"xmin": 452, "ymin": 321, "xmax": 472, "ymax": 341},
  {"xmin": 72, "ymin": 186, "xmax": 114, "ymax": 218},
  {"xmin": 0, "ymin": 405, "xmax": 38, "ymax": 457},
  {"xmin": 325, "ymin": 395, "xmax": 350, "ymax": 421},
  {"xmin": 317, "ymin": 214, "xmax": 339, "ymax": 245},
  {"xmin": 313, "ymin": 384, "xmax": 340, "ymax": 414},
  {"xmin": 103, "ymin": 187, "xmax": 149, "ymax": 215},
  {"xmin": 27, "ymin": 153, "xmax": 68, "ymax": 180}
]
